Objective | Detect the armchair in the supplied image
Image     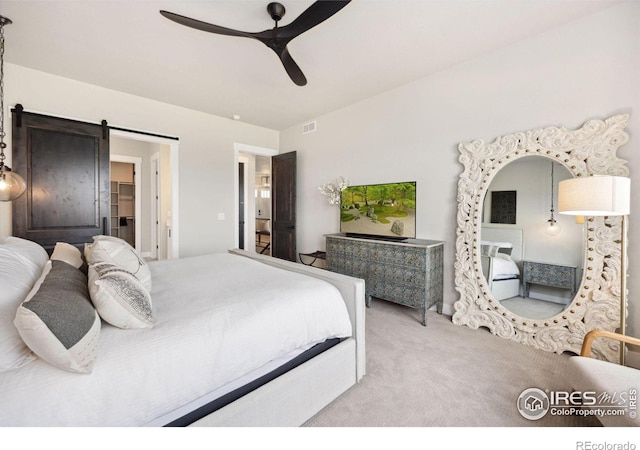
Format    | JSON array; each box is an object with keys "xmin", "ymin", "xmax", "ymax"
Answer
[{"xmin": 568, "ymin": 330, "xmax": 640, "ymax": 427}]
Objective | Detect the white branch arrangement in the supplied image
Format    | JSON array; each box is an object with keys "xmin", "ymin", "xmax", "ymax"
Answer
[{"xmin": 318, "ymin": 176, "xmax": 349, "ymax": 205}]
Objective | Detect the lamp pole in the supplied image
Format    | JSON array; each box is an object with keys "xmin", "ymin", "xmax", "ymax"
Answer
[{"xmin": 620, "ymin": 215, "xmax": 627, "ymax": 366}]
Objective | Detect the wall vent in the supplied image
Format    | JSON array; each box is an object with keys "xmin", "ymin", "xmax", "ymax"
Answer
[{"xmin": 302, "ymin": 120, "xmax": 317, "ymax": 134}]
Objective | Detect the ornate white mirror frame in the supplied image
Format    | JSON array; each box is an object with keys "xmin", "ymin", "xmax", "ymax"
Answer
[{"xmin": 452, "ymin": 114, "xmax": 630, "ymax": 362}]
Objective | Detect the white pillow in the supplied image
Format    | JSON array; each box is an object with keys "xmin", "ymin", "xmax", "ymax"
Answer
[
  {"xmin": 0, "ymin": 237, "xmax": 49, "ymax": 372},
  {"xmin": 14, "ymin": 260, "xmax": 101, "ymax": 374},
  {"xmin": 88, "ymin": 263, "xmax": 154, "ymax": 329},
  {"xmin": 50, "ymin": 242, "xmax": 83, "ymax": 269},
  {"xmin": 480, "ymin": 240, "xmax": 513, "ymax": 258},
  {"xmin": 494, "ymin": 252, "xmax": 513, "ymax": 261},
  {"xmin": 85, "ymin": 235, "xmax": 151, "ymax": 292}
]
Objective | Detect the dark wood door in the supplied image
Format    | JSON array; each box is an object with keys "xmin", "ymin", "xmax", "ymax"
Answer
[
  {"xmin": 11, "ymin": 107, "xmax": 110, "ymax": 254},
  {"xmin": 271, "ymin": 151, "xmax": 296, "ymax": 261}
]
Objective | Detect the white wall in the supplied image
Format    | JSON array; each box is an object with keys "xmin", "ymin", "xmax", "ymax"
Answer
[
  {"xmin": 1, "ymin": 64, "xmax": 279, "ymax": 257},
  {"xmin": 280, "ymin": 3, "xmax": 640, "ymax": 336}
]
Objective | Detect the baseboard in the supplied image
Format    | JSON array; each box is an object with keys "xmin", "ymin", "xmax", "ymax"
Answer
[{"xmin": 439, "ymin": 303, "xmax": 454, "ymax": 317}]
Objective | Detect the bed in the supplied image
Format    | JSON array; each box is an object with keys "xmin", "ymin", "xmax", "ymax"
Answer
[
  {"xmin": 480, "ymin": 226, "xmax": 523, "ymax": 301},
  {"xmin": 0, "ymin": 236, "xmax": 365, "ymax": 427}
]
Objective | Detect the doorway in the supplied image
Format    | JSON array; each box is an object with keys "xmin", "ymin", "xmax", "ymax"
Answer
[
  {"xmin": 109, "ymin": 158, "xmax": 140, "ymax": 249},
  {"xmin": 110, "ymin": 129, "xmax": 179, "ymax": 259},
  {"xmin": 234, "ymin": 143, "xmax": 277, "ymax": 253},
  {"xmin": 255, "ymin": 156, "xmax": 271, "ymax": 255}
]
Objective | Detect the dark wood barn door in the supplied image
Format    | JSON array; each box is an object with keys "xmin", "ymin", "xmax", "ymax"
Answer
[
  {"xmin": 11, "ymin": 106, "xmax": 110, "ymax": 253},
  {"xmin": 271, "ymin": 151, "xmax": 296, "ymax": 261}
]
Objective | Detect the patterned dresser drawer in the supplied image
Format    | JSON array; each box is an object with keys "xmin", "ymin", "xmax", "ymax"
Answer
[
  {"xmin": 325, "ymin": 234, "xmax": 444, "ymax": 326},
  {"xmin": 369, "ymin": 243, "xmax": 426, "ymax": 269}
]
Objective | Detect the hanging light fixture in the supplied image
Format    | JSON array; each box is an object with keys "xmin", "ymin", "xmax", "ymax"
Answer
[
  {"xmin": 0, "ymin": 15, "xmax": 25, "ymax": 202},
  {"xmin": 544, "ymin": 161, "xmax": 561, "ymax": 236}
]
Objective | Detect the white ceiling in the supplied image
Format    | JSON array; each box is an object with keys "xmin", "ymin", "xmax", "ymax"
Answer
[{"xmin": 0, "ymin": 0, "xmax": 621, "ymax": 130}]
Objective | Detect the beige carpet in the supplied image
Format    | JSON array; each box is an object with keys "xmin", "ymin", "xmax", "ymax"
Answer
[
  {"xmin": 501, "ymin": 296, "xmax": 566, "ymax": 319},
  {"xmin": 304, "ymin": 298, "xmax": 601, "ymax": 427}
]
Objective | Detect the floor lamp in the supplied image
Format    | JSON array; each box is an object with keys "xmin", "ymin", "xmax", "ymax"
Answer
[{"xmin": 558, "ymin": 175, "xmax": 631, "ymax": 365}]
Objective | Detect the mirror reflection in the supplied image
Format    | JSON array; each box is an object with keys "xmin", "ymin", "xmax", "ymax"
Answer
[{"xmin": 480, "ymin": 156, "xmax": 583, "ymax": 319}]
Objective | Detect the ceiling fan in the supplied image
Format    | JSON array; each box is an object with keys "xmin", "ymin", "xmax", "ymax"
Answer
[{"xmin": 160, "ymin": 1, "xmax": 351, "ymax": 86}]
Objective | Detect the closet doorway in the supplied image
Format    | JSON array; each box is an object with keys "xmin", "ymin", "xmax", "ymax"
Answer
[
  {"xmin": 110, "ymin": 158, "xmax": 140, "ymax": 249},
  {"xmin": 110, "ymin": 130, "xmax": 178, "ymax": 260}
]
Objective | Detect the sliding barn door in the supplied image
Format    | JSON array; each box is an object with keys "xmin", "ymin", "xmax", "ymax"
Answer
[
  {"xmin": 11, "ymin": 107, "xmax": 110, "ymax": 253},
  {"xmin": 271, "ymin": 151, "xmax": 296, "ymax": 261}
]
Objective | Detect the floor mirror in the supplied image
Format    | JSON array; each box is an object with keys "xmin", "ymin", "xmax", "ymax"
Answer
[{"xmin": 452, "ymin": 114, "xmax": 630, "ymax": 362}]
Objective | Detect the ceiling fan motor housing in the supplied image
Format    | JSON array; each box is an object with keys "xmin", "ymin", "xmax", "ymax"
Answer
[{"xmin": 267, "ymin": 3, "xmax": 286, "ymax": 22}]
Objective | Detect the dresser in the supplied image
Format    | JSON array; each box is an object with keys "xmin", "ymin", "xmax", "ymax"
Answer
[
  {"xmin": 325, "ymin": 234, "xmax": 444, "ymax": 326},
  {"xmin": 522, "ymin": 260, "xmax": 577, "ymax": 297}
]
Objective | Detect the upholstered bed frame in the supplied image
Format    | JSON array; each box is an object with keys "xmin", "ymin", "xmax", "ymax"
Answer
[{"xmin": 187, "ymin": 249, "xmax": 366, "ymax": 427}]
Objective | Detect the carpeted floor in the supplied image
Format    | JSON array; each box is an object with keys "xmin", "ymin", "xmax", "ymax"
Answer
[
  {"xmin": 500, "ymin": 296, "xmax": 566, "ymax": 319},
  {"xmin": 304, "ymin": 298, "xmax": 601, "ymax": 427}
]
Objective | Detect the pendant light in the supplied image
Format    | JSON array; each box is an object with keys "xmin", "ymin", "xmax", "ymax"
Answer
[
  {"xmin": 0, "ymin": 15, "xmax": 25, "ymax": 202},
  {"xmin": 544, "ymin": 161, "xmax": 561, "ymax": 236}
]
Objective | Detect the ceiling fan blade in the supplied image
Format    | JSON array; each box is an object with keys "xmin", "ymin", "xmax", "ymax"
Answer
[
  {"xmin": 160, "ymin": 10, "xmax": 256, "ymax": 39},
  {"xmin": 277, "ymin": 47, "xmax": 307, "ymax": 86},
  {"xmin": 278, "ymin": 1, "xmax": 351, "ymax": 40}
]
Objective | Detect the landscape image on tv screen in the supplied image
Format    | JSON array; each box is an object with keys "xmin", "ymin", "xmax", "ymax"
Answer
[{"xmin": 340, "ymin": 181, "xmax": 416, "ymax": 239}]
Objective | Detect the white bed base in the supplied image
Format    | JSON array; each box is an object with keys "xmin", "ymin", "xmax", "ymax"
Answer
[
  {"xmin": 480, "ymin": 226, "xmax": 524, "ymax": 301},
  {"xmin": 188, "ymin": 249, "xmax": 366, "ymax": 427},
  {"xmin": 481, "ymin": 255, "xmax": 521, "ymax": 301}
]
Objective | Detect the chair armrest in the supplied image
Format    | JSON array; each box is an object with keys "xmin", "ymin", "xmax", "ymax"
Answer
[{"xmin": 581, "ymin": 329, "xmax": 640, "ymax": 357}]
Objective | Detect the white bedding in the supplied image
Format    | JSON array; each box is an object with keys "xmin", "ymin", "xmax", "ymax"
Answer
[
  {"xmin": 490, "ymin": 254, "xmax": 520, "ymax": 280},
  {"xmin": 0, "ymin": 252, "xmax": 352, "ymax": 426}
]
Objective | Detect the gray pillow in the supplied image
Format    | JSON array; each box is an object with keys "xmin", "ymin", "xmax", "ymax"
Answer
[{"xmin": 14, "ymin": 260, "xmax": 101, "ymax": 374}]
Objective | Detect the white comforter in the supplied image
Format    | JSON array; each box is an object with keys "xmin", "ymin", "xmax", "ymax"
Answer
[
  {"xmin": 0, "ymin": 253, "xmax": 352, "ymax": 426},
  {"xmin": 489, "ymin": 254, "xmax": 520, "ymax": 280}
]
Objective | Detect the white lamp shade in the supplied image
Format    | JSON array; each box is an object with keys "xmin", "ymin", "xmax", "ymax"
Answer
[{"xmin": 558, "ymin": 176, "xmax": 630, "ymax": 216}]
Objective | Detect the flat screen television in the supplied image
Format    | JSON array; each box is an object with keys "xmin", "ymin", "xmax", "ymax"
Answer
[{"xmin": 340, "ymin": 181, "xmax": 417, "ymax": 240}]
